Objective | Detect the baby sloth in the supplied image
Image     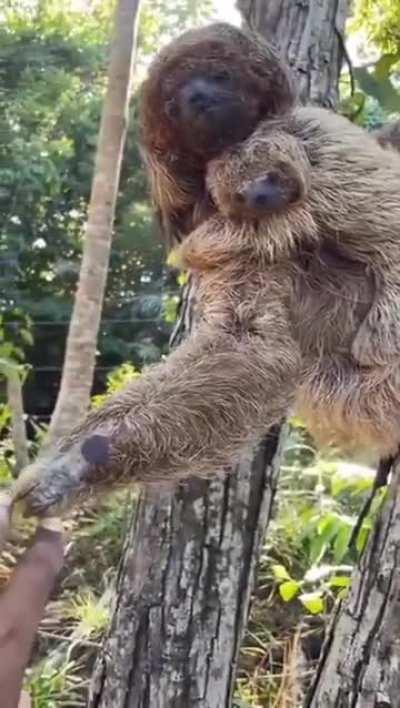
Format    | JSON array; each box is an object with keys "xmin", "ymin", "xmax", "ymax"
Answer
[{"xmin": 11, "ymin": 108, "xmax": 400, "ymax": 516}]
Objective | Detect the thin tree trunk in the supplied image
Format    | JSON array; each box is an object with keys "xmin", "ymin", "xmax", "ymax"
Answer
[
  {"xmin": 307, "ymin": 462, "xmax": 400, "ymax": 707},
  {"xmin": 7, "ymin": 370, "xmax": 29, "ymax": 474},
  {"xmin": 89, "ymin": 4, "xmax": 347, "ymax": 706},
  {"xmin": 45, "ymin": 0, "xmax": 141, "ymax": 446},
  {"xmin": 2, "ymin": 363, "xmax": 29, "ymax": 475}
]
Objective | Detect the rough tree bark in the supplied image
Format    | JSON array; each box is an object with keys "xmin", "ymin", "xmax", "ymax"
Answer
[
  {"xmin": 307, "ymin": 463, "xmax": 400, "ymax": 707},
  {"xmin": 45, "ymin": 0, "xmax": 142, "ymax": 447},
  {"xmin": 238, "ymin": 0, "xmax": 348, "ymax": 107},
  {"xmin": 88, "ymin": 3, "xmax": 347, "ymax": 706}
]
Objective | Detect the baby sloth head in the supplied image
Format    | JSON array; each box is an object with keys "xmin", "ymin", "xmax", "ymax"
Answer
[{"xmin": 206, "ymin": 122, "xmax": 310, "ymax": 220}]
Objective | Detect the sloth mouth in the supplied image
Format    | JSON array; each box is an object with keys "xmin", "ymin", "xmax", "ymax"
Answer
[{"xmin": 195, "ymin": 110, "xmax": 251, "ymax": 140}]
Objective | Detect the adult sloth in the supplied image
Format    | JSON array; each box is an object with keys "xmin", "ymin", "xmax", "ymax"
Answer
[{"xmin": 138, "ymin": 22, "xmax": 296, "ymax": 245}]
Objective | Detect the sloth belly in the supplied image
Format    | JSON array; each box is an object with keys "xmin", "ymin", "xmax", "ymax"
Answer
[
  {"xmin": 292, "ymin": 240, "xmax": 374, "ymax": 356},
  {"xmin": 291, "ymin": 242, "xmax": 400, "ymax": 461},
  {"xmin": 295, "ymin": 359, "xmax": 400, "ymax": 463}
]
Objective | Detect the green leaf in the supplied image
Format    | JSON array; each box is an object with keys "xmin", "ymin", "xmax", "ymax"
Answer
[
  {"xmin": 337, "ymin": 588, "xmax": 349, "ymax": 601},
  {"xmin": 177, "ymin": 271, "xmax": 188, "ymax": 287},
  {"xmin": 289, "ymin": 415, "xmax": 307, "ymax": 429},
  {"xmin": 299, "ymin": 592, "xmax": 325, "ymax": 615},
  {"xmin": 331, "ymin": 474, "xmax": 347, "ymax": 497},
  {"xmin": 20, "ymin": 328, "xmax": 34, "ymax": 346},
  {"xmin": 279, "ymin": 580, "xmax": 300, "ymax": 602},
  {"xmin": 272, "ymin": 564, "xmax": 291, "ymax": 581},
  {"xmin": 318, "ymin": 513, "xmax": 342, "ymax": 543},
  {"xmin": 333, "ymin": 524, "xmax": 352, "ymax": 562},
  {"xmin": 355, "ymin": 525, "xmax": 371, "ymax": 555},
  {"xmin": 328, "ymin": 575, "xmax": 351, "ymax": 589},
  {"xmin": 309, "ymin": 535, "xmax": 328, "ymax": 565}
]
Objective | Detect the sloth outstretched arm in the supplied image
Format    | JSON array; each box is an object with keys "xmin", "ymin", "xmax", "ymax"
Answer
[{"xmin": 12, "ymin": 286, "xmax": 299, "ymax": 516}]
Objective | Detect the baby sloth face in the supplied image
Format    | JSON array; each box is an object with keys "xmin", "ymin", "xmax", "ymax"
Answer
[{"xmin": 206, "ymin": 122, "xmax": 310, "ymax": 220}]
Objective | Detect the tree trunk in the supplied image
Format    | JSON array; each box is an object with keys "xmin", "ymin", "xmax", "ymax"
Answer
[
  {"xmin": 2, "ymin": 363, "xmax": 29, "ymax": 475},
  {"xmin": 89, "ymin": 4, "xmax": 347, "ymax": 706},
  {"xmin": 89, "ymin": 433, "xmax": 283, "ymax": 707},
  {"xmin": 45, "ymin": 0, "xmax": 141, "ymax": 446},
  {"xmin": 307, "ymin": 462, "xmax": 400, "ymax": 707},
  {"xmin": 238, "ymin": 0, "xmax": 349, "ymax": 107},
  {"xmin": 7, "ymin": 370, "xmax": 29, "ymax": 475}
]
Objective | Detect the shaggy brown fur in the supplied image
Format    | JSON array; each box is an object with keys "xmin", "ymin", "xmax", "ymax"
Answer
[
  {"xmin": 13, "ymin": 106, "xmax": 400, "ymax": 516},
  {"xmin": 138, "ymin": 22, "xmax": 296, "ymax": 245}
]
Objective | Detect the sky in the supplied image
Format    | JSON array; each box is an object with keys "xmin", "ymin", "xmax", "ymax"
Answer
[{"xmin": 214, "ymin": 0, "xmax": 241, "ymax": 25}]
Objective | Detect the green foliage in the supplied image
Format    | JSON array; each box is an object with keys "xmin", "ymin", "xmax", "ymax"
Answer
[
  {"xmin": 278, "ymin": 579, "xmax": 301, "ymax": 602},
  {"xmin": 138, "ymin": 0, "xmax": 214, "ymax": 55},
  {"xmin": 91, "ymin": 362, "xmax": 140, "ymax": 408},
  {"xmin": 0, "ymin": 312, "xmax": 32, "ymax": 364},
  {"xmin": 1, "ymin": 0, "xmax": 218, "ymax": 418},
  {"xmin": 162, "ymin": 293, "xmax": 180, "ymax": 324},
  {"xmin": 0, "ymin": 0, "xmax": 215, "ymax": 422},
  {"xmin": 352, "ymin": 0, "xmax": 400, "ymax": 55},
  {"xmin": 68, "ymin": 589, "xmax": 111, "ymax": 640},
  {"xmin": 0, "ymin": 2, "xmax": 162, "ymax": 416},
  {"xmin": 25, "ymin": 658, "xmax": 83, "ymax": 708},
  {"xmin": 345, "ymin": 0, "xmax": 400, "ymax": 120},
  {"xmin": 264, "ymin": 428, "xmax": 384, "ymax": 617},
  {"xmin": 353, "ymin": 63, "xmax": 400, "ymax": 113},
  {"xmin": 0, "ymin": 446, "xmax": 13, "ymax": 486},
  {"xmin": 236, "ymin": 427, "xmax": 385, "ymax": 704}
]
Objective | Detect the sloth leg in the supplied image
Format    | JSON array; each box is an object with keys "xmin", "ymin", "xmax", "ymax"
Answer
[
  {"xmin": 352, "ymin": 279, "xmax": 400, "ymax": 367},
  {"xmin": 12, "ymin": 323, "xmax": 300, "ymax": 516}
]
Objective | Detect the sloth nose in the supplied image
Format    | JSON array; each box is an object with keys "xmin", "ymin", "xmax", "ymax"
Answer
[
  {"xmin": 190, "ymin": 91, "xmax": 208, "ymax": 108},
  {"xmin": 186, "ymin": 79, "xmax": 219, "ymax": 111},
  {"xmin": 241, "ymin": 175, "xmax": 285, "ymax": 212}
]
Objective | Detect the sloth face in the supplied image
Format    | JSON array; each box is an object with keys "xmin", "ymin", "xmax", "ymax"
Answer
[{"xmin": 172, "ymin": 70, "xmax": 260, "ymax": 156}]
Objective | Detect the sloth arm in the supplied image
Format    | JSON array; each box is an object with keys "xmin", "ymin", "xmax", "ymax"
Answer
[{"xmin": 12, "ymin": 300, "xmax": 299, "ymax": 517}]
